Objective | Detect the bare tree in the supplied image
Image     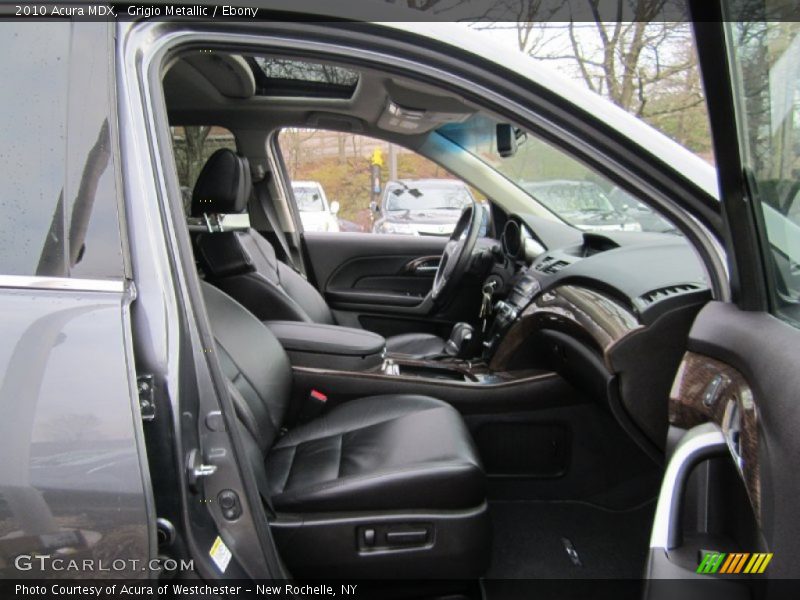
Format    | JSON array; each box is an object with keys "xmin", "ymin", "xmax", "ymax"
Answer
[
  {"xmin": 505, "ymin": 1, "xmax": 696, "ymax": 118},
  {"xmin": 469, "ymin": 0, "xmax": 712, "ymax": 154},
  {"xmin": 280, "ymin": 128, "xmax": 318, "ymax": 177}
]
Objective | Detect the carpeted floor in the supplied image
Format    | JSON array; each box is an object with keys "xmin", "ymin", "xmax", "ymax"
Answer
[{"xmin": 486, "ymin": 498, "xmax": 656, "ymax": 580}]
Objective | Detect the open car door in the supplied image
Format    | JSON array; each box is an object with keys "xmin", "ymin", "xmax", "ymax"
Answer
[{"xmin": 646, "ymin": 3, "xmax": 800, "ymax": 596}]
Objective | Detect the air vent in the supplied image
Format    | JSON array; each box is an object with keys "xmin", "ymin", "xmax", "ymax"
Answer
[
  {"xmin": 639, "ymin": 283, "xmax": 703, "ymax": 307},
  {"xmin": 536, "ymin": 259, "xmax": 570, "ymax": 275}
]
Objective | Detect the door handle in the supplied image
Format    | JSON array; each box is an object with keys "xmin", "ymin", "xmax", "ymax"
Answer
[
  {"xmin": 402, "ymin": 256, "xmax": 441, "ymax": 275},
  {"xmin": 414, "ymin": 264, "xmax": 439, "ymax": 273}
]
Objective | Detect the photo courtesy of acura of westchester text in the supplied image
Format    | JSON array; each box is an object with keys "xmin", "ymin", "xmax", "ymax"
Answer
[
  {"xmin": 14, "ymin": 583, "xmax": 356, "ymax": 597},
  {"xmin": 1, "ymin": 0, "xmax": 799, "ymax": 598}
]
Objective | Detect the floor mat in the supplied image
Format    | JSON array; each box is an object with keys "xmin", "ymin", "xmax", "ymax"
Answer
[{"xmin": 486, "ymin": 498, "xmax": 656, "ymax": 580}]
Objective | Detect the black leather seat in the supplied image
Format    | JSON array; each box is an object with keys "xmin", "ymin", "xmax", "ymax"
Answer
[
  {"xmin": 191, "ymin": 149, "xmax": 446, "ymax": 359},
  {"xmin": 202, "ymin": 281, "xmax": 489, "ymax": 577},
  {"xmin": 266, "ymin": 395, "xmax": 484, "ymax": 513}
]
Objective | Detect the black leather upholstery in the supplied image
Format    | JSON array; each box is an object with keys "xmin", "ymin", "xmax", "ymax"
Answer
[
  {"xmin": 202, "ymin": 280, "xmax": 292, "ymax": 453},
  {"xmin": 264, "ymin": 321, "xmax": 385, "ymax": 356},
  {"xmin": 385, "ymin": 332, "xmax": 446, "ymax": 359},
  {"xmin": 267, "ymin": 395, "xmax": 484, "ymax": 512},
  {"xmin": 191, "ymin": 149, "xmax": 251, "ymax": 217},
  {"xmin": 198, "ymin": 230, "xmax": 335, "ymax": 324},
  {"xmin": 191, "ymin": 150, "xmax": 447, "ymax": 359},
  {"xmin": 200, "ymin": 282, "xmax": 488, "ymax": 575}
]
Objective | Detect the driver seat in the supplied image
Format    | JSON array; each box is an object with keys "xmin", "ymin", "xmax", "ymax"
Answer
[{"xmin": 191, "ymin": 149, "xmax": 446, "ymax": 359}]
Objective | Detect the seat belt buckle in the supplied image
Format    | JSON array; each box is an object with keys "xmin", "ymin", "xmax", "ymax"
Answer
[{"xmin": 301, "ymin": 389, "xmax": 328, "ymax": 421}]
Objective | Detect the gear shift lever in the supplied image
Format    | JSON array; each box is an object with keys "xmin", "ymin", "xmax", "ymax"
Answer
[{"xmin": 444, "ymin": 322, "xmax": 475, "ymax": 357}]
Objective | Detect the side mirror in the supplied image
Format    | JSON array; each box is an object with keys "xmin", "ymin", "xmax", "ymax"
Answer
[
  {"xmin": 370, "ymin": 201, "xmax": 379, "ymax": 213},
  {"xmin": 329, "ymin": 200, "xmax": 340, "ymax": 215}
]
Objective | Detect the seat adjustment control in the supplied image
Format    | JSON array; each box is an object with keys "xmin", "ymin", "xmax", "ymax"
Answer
[
  {"xmin": 386, "ymin": 529, "xmax": 428, "ymax": 545},
  {"xmin": 362, "ymin": 528, "xmax": 376, "ymax": 547},
  {"xmin": 358, "ymin": 524, "xmax": 432, "ymax": 552}
]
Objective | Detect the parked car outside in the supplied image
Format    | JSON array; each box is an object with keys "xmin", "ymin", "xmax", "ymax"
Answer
[
  {"xmin": 522, "ymin": 180, "xmax": 642, "ymax": 233},
  {"xmin": 372, "ymin": 179, "xmax": 475, "ymax": 236},
  {"xmin": 291, "ymin": 181, "xmax": 340, "ymax": 232}
]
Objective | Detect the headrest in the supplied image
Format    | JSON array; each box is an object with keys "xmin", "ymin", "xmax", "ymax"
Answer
[{"xmin": 191, "ymin": 149, "xmax": 252, "ymax": 217}]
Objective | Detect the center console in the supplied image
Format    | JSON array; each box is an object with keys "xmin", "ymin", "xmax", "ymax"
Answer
[
  {"xmin": 265, "ymin": 312, "xmax": 571, "ymax": 419},
  {"xmin": 264, "ymin": 279, "xmax": 563, "ymax": 417},
  {"xmin": 265, "ymin": 321, "xmax": 386, "ymax": 371}
]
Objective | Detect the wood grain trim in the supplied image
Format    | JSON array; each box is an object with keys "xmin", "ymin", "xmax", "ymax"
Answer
[
  {"xmin": 490, "ymin": 285, "xmax": 642, "ymax": 371},
  {"xmin": 291, "ymin": 365, "xmax": 560, "ymax": 389},
  {"xmin": 669, "ymin": 351, "xmax": 761, "ymax": 521}
]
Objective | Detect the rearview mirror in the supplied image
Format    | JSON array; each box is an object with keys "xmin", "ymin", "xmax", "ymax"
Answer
[
  {"xmin": 370, "ymin": 201, "xmax": 379, "ymax": 213},
  {"xmin": 330, "ymin": 200, "xmax": 340, "ymax": 215},
  {"xmin": 496, "ymin": 123, "xmax": 518, "ymax": 157}
]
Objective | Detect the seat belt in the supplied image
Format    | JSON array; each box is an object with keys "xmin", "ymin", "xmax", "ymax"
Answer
[{"xmin": 252, "ymin": 178, "xmax": 302, "ymax": 275}]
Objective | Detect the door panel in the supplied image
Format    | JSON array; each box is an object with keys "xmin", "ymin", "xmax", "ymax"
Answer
[
  {"xmin": 303, "ymin": 231, "xmax": 480, "ymax": 335},
  {"xmin": 684, "ymin": 302, "xmax": 800, "ymax": 578},
  {"xmin": 646, "ymin": 8, "xmax": 800, "ymax": 588},
  {"xmin": 304, "ymin": 231, "xmax": 446, "ymax": 295},
  {"xmin": 646, "ymin": 302, "xmax": 800, "ymax": 592}
]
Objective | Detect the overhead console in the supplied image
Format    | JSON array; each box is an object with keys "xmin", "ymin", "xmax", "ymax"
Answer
[{"xmin": 376, "ymin": 79, "xmax": 474, "ymax": 134}]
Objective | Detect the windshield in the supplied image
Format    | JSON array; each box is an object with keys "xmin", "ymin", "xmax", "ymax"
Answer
[
  {"xmin": 293, "ymin": 185, "xmax": 325, "ymax": 212},
  {"xmin": 438, "ymin": 116, "xmax": 676, "ymax": 234},
  {"xmin": 523, "ymin": 182, "xmax": 616, "ymax": 214},
  {"xmin": 384, "ymin": 182, "xmax": 473, "ymax": 212}
]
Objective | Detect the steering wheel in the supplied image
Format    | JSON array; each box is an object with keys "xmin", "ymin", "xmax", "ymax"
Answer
[{"xmin": 431, "ymin": 203, "xmax": 483, "ymax": 304}]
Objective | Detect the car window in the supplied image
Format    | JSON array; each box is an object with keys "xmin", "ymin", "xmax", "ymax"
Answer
[
  {"xmin": 439, "ymin": 116, "xmax": 680, "ymax": 235},
  {"xmin": 277, "ymin": 129, "xmax": 487, "ymax": 236},
  {"xmin": 726, "ymin": 21, "xmax": 800, "ymax": 326},
  {"xmin": 0, "ymin": 23, "xmax": 125, "ymax": 280}
]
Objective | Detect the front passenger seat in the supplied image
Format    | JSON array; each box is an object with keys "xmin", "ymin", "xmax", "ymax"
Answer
[
  {"xmin": 201, "ymin": 281, "xmax": 490, "ymax": 577},
  {"xmin": 191, "ymin": 149, "xmax": 446, "ymax": 359}
]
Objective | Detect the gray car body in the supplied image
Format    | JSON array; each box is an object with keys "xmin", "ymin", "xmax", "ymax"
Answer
[{"xmin": 0, "ymin": 23, "xmax": 155, "ymax": 578}]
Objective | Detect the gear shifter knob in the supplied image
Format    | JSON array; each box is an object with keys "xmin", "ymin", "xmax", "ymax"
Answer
[{"xmin": 444, "ymin": 322, "xmax": 475, "ymax": 357}]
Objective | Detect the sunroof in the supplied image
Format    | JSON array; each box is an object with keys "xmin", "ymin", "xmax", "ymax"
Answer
[{"xmin": 249, "ymin": 57, "xmax": 360, "ymax": 98}]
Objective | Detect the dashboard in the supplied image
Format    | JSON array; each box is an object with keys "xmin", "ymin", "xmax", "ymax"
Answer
[
  {"xmin": 484, "ymin": 214, "xmax": 712, "ymax": 453},
  {"xmin": 497, "ymin": 215, "xmax": 709, "ymax": 325}
]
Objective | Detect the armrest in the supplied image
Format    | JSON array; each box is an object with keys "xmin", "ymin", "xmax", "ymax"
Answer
[{"xmin": 264, "ymin": 321, "xmax": 386, "ymax": 370}]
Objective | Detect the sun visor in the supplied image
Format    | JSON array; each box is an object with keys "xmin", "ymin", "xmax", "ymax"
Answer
[{"xmin": 183, "ymin": 53, "xmax": 256, "ymax": 99}]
